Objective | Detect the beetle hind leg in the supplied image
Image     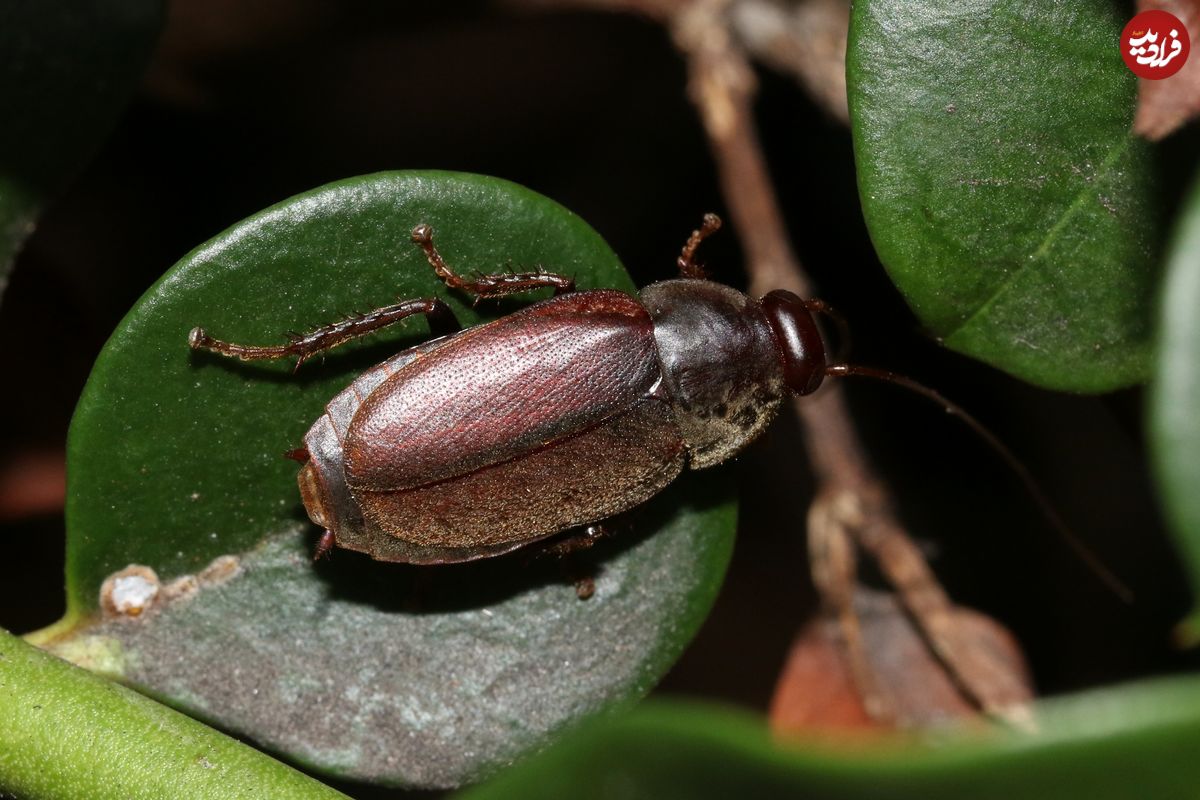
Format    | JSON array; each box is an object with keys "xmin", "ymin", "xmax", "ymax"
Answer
[
  {"xmin": 411, "ymin": 223, "xmax": 575, "ymax": 301},
  {"xmin": 189, "ymin": 297, "xmax": 460, "ymax": 369}
]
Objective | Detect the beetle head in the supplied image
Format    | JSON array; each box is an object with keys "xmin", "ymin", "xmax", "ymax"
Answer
[{"xmin": 760, "ymin": 289, "xmax": 827, "ymax": 396}]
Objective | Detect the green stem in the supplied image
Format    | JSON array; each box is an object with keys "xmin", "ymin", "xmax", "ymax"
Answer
[{"xmin": 0, "ymin": 627, "xmax": 348, "ymax": 800}]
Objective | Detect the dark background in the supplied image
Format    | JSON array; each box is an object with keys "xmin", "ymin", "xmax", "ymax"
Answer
[{"xmin": 2, "ymin": 0, "xmax": 1196, "ymax": 722}]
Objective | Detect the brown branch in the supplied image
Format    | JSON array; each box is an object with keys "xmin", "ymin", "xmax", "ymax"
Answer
[
  {"xmin": 671, "ymin": 0, "xmax": 1032, "ymax": 725},
  {"xmin": 511, "ymin": 0, "xmax": 684, "ymax": 22},
  {"xmin": 728, "ymin": 0, "xmax": 850, "ymax": 124},
  {"xmin": 511, "ymin": 0, "xmax": 851, "ymax": 123}
]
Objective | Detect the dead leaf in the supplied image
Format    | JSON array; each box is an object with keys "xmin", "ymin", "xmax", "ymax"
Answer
[
  {"xmin": 769, "ymin": 589, "xmax": 1033, "ymax": 737},
  {"xmin": 0, "ymin": 448, "xmax": 64, "ymax": 521}
]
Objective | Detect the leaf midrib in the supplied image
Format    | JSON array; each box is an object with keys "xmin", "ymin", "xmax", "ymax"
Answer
[{"xmin": 942, "ymin": 132, "xmax": 1135, "ymax": 339}]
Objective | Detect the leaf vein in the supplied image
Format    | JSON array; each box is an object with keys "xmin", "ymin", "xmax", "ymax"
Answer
[{"xmin": 943, "ymin": 132, "xmax": 1135, "ymax": 339}]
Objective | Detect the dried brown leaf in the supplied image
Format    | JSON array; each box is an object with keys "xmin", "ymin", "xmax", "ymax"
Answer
[{"xmin": 768, "ymin": 589, "xmax": 1033, "ymax": 736}]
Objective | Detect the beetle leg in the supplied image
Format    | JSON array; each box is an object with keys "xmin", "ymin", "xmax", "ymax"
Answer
[
  {"xmin": 524, "ymin": 523, "xmax": 612, "ymax": 601},
  {"xmin": 676, "ymin": 212, "xmax": 722, "ymax": 279},
  {"xmin": 514, "ymin": 523, "xmax": 613, "ymax": 599},
  {"xmin": 189, "ymin": 297, "xmax": 460, "ymax": 367},
  {"xmin": 536, "ymin": 522, "xmax": 610, "ymax": 558},
  {"xmin": 573, "ymin": 576, "xmax": 596, "ymax": 601},
  {"xmin": 313, "ymin": 529, "xmax": 336, "ymax": 561},
  {"xmin": 411, "ymin": 223, "xmax": 576, "ymax": 300}
]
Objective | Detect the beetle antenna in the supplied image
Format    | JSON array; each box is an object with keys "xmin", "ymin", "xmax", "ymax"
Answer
[
  {"xmin": 803, "ymin": 298, "xmax": 852, "ymax": 362},
  {"xmin": 824, "ymin": 362, "xmax": 1133, "ymax": 604}
]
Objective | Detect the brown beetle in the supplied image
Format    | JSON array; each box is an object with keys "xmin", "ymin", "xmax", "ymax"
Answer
[{"xmin": 188, "ymin": 215, "xmax": 834, "ymax": 566}]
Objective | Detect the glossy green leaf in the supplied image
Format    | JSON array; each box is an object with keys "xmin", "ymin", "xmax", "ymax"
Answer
[
  {"xmin": 848, "ymin": 0, "xmax": 1158, "ymax": 392},
  {"xmin": 0, "ymin": 0, "xmax": 162, "ymax": 296},
  {"xmin": 1150, "ymin": 171, "xmax": 1200, "ymax": 642},
  {"xmin": 461, "ymin": 680, "xmax": 1200, "ymax": 800},
  {"xmin": 0, "ymin": 628, "xmax": 349, "ymax": 800},
  {"xmin": 55, "ymin": 171, "xmax": 735, "ymax": 787}
]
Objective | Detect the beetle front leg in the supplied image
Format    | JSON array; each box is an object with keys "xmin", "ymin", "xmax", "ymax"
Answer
[
  {"xmin": 676, "ymin": 212, "xmax": 722, "ymax": 279},
  {"xmin": 189, "ymin": 296, "xmax": 460, "ymax": 369},
  {"xmin": 411, "ymin": 223, "xmax": 575, "ymax": 301}
]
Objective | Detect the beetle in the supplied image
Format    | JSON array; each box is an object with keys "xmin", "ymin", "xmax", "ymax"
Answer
[{"xmin": 187, "ymin": 215, "xmax": 841, "ymax": 573}]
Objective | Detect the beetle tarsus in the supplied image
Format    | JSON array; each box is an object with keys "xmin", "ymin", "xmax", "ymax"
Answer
[
  {"xmin": 283, "ymin": 447, "xmax": 310, "ymax": 464},
  {"xmin": 410, "ymin": 222, "xmax": 433, "ymax": 245}
]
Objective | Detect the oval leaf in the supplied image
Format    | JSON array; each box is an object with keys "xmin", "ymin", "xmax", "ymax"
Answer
[
  {"xmin": 1150, "ymin": 169, "xmax": 1200, "ymax": 641},
  {"xmin": 0, "ymin": 0, "xmax": 162, "ymax": 296},
  {"xmin": 848, "ymin": 0, "xmax": 1159, "ymax": 392},
  {"xmin": 461, "ymin": 681, "xmax": 1200, "ymax": 800},
  {"xmin": 56, "ymin": 171, "xmax": 735, "ymax": 786}
]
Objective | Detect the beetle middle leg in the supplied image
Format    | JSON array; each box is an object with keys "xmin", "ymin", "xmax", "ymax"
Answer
[
  {"xmin": 524, "ymin": 522, "xmax": 612, "ymax": 600},
  {"xmin": 411, "ymin": 223, "xmax": 575, "ymax": 301},
  {"xmin": 189, "ymin": 296, "xmax": 460, "ymax": 369},
  {"xmin": 538, "ymin": 522, "xmax": 611, "ymax": 558}
]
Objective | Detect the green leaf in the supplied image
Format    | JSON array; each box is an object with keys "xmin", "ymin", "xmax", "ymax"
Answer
[
  {"xmin": 1150, "ymin": 170, "xmax": 1200, "ymax": 643},
  {"xmin": 460, "ymin": 681, "xmax": 1200, "ymax": 800},
  {"xmin": 0, "ymin": 627, "xmax": 349, "ymax": 800},
  {"xmin": 54, "ymin": 171, "xmax": 735, "ymax": 787},
  {"xmin": 0, "ymin": 0, "xmax": 163, "ymax": 296},
  {"xmin": 848, "ymin": 0, "xmax": 1158, "ymax": 392}
]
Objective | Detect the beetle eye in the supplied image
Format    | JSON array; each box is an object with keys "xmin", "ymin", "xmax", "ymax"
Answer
[{"xmin": 760, "ymin": 290, "xmax": 827, "ymax": 396}]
